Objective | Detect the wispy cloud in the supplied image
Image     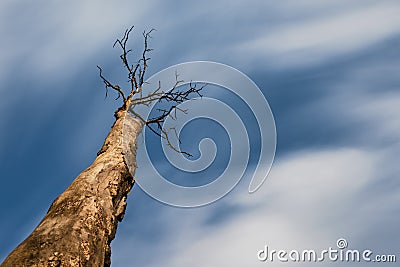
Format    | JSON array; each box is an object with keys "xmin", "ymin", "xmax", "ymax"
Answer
[
  {"xmin": 234, "ymin": 2, "xmax": 400, "ymax": 68},
  {"xmin": 160, "ymin": 146, "xmax": 399, "ymax": 267},
  {"xmin": 0, "ymin": 1, "xmax": 155, "ymax": 87}
]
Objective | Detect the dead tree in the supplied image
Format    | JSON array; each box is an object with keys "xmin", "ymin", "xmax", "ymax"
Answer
[{"xmin": 1, "ymin": 26, "xmax": 204, "ymax": 267}]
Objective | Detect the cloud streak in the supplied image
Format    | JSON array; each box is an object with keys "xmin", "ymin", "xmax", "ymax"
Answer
[
  {"xmin": 234, "ymin": 1, "xmax": 400, "ymax": 68},
  {"xmin": 159, "ymin": 147, "xmax": 398, "ymax": 267}
]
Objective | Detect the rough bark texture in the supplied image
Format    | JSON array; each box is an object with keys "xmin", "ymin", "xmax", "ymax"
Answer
[{"xmin": 1, "ymin": 108, "xmax": 142, "ymax": 267}]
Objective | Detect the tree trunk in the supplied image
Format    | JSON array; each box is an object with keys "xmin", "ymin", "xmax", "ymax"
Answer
[{"xmin": 1, "ymin": 107, "xmax": 142, "ymax": 267}]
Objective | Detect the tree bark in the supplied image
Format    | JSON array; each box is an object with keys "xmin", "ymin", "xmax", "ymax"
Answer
[{"xmin": 1, "ymin": 107, "xmax": 142, "ymax": 267}]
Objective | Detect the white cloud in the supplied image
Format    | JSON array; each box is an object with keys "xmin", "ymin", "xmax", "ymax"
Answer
[
  {"xmin": 234, "ymin": 2, "xmax": 400, "ymax": 68},
  {"xmin": 355, "ymin": 93, "xmax": 400, "ymax": 137},
  {"xmin": 313, "ymin": 71, "xmax": 400, "ymax": 145},
  {"xmin": 0, "ymin": 1, "xmax": 155, "ymax": 86},
  {"xmin": 162, "ymin": 148, "xmax": 395, "ymax": 267},
  {"xmin": 2, "ymin": 0, "xmax": 398, "ymax": 88}
]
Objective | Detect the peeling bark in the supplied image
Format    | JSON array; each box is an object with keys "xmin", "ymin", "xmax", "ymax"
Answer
[{"xmin": 1, "ymin": 108, "xmax": 142, "ymax": 267}]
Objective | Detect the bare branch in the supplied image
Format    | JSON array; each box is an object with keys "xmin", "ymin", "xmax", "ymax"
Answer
[
  {"xmin": 113, "ymin": 26, "xmax": 138, "ymax": 97},
  {"xmin": 138, "ymin": 29, "xmax": 156, "ymax": 88},
  {"xmin": 98, "ymin": 26, "xmax": 156, "ymax": 106},
  {"xmin": 97, "ymin": 66, "xmax": 126, "ymax": 102},
  {"xmin": 98, "ymin": 26, "xmax": 206, "ymax": 157},
  {"xmin": 142, "ymin": 79, "xmax": 207, "ymax": 156}
]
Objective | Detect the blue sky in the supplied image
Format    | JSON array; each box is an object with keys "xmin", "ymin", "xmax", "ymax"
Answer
[{"xmin": 1, "ymin": 1, "xmax": 400, "ymax": 266}]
